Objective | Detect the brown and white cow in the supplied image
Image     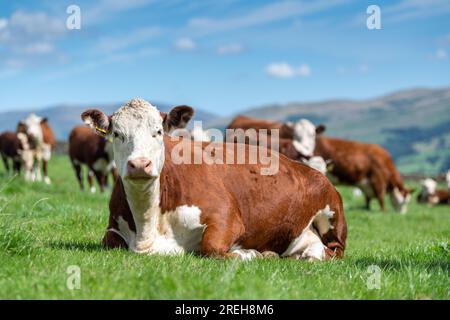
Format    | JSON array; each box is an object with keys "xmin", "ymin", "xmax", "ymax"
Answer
[
  {"xmin": 0, "ymin": 131, "xmax": 33, "ymax": 176},
  {"xmin": 227, "ymin": 115, "xmax": 326, "ymax": 159},
  {"xmin": 228, "ymin": 115, "xmax": 413, "ymax": 213},
  {"xmin": 17, "ymin": 114, "xmax": 56, "ymax": 184},
  {"xmin": 69, "ymin": 126, "xmax": 117, "ymax": 193},
  {"xmin": 81, "ymin": 98, "xmax": 347, "ymax": 261},
  {"xmin": 417, "ymin": 178, "xmax": 450, "ymax": 205},
  {"xmin": 227, "ymin": 118, "xmax": 329, "ymax": 174}
]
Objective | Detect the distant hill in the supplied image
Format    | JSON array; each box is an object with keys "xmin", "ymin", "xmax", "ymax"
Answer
[
  {"xmin": 0, "ymin": 102, "xmax": 217, "ymax": 141},
  {"xmin": 1, "ymin": 88, "xmax": 449, "ymax": 175},
  {"xmin": 204, "ymin": 87, "xmax": 450, "ymax": 175}
]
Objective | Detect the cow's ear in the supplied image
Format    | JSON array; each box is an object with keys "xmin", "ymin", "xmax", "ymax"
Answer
[
  {"xmin": 40, "ymin": 117, "xmax": 49, "ymax": 124},
  {"xmin": 316, "ymin": 124, "xmax": 326, "ymax": 135},
  {"xmin": 163, "ymin": 105, "xmax": 194, "ymax": 133},
  {"xmin": 81, "ymin": 109, "xmax": 111, "ymax": 136}
]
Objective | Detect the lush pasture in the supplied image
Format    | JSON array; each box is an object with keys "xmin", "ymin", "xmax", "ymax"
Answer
[{"xmin": 0, "ymin": 156, "xmax": 448, "ymax": 299}]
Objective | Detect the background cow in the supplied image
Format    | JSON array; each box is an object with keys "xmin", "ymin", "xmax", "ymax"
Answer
[
  {"xmin": 227, "ymin": 115, "xmax": 325, "ymax": 159},
  {"xmin": 417, "ymin": 178, "xmax": 450, "ymax": 205},
  {"xmin": 314, "ymin": 136, "xmax": 413, "ymax": 213},
  {"xmin": 17, "ymin": 114, "xmax": 56, "ymax": 184},
  {"xmin": 227, "ymin": 116, "xmax": 328, "ymax": 174},
  {"xmin": 69, "ymin": 126, "xmax": 117, "ymax": 193},
  {"xmin": 82, "ymin": 99, "xmax": 347, "ymax": 261},
  {"xmin": 0, "ymin": 131, "xmax": 33, "ymax": 177},
  {"xmin": 227, "ymin": 115, "xmax": 412, "ymax": 213}
]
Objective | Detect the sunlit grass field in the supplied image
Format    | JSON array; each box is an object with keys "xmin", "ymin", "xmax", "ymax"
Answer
[{"xmin": 0, "ymin": 156, "xmax": 449, "ymax": 299}]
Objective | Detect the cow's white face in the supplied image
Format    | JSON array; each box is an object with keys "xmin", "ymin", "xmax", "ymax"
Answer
[
  {"xmin": 24, "ymin": 113, "xmax": 43, "ymax": 145},
  {"xmin": 111, "ymin": 100, "xmax": 165, "ymax": 180},
  {"xmin": 291, "ymin": 119, "xmax": 318, "ymax": 157},
  {"xmin": 390, "ymin": 187, "xmax": 411, "ymax": 214},
  {"xmin": 420, "ymin": 178, "xmax": 437, "ymax": 196},
  {"xmin": 81, "ymin": 98, "xmax": 194, "ymax": 185}
]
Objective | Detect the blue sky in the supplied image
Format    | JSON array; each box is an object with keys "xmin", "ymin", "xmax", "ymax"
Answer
[{"xmin": 0, "ymin": 0, "xmax": 449, "ymax": 116}]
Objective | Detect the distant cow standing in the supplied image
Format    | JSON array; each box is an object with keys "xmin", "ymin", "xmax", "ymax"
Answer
[
  {"xmin": 0, "ymin": 131, "xmax": 33, "ymax": 176},
  {"xmin": 69, "ymin": 126, "xmax": 117, "ymax": 193},
  {"xmin": 18, "ymin": 114, "xmax": 56, "ymax": 184},
  {"xmin": 314, "ymin": 136, "xmax": 413, "ymax": 213}
]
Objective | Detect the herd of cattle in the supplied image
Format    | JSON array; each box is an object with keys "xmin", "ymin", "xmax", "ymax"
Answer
[{"xmin": 0, "ymin": 98, "xmax": 449, "ymax": 260}]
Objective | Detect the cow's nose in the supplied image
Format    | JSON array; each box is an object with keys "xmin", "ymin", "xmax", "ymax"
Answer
[{"xmin": 126, "ymin": 158, "xmax": 153, "ymax": 178}]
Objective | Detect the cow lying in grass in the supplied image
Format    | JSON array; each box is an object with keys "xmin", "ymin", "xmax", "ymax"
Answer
[
  {"xmin": 417, "ymin": 177, "xmax": 450, "ymax": 206},
  {"xmin": 81, "ymin": 98, "xmax": 347, "ymax": 261}
]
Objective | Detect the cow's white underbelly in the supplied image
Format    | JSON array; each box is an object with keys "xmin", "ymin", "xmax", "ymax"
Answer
[{"xmin": 111, "ymin": 205, "xmax": 206, "ymax": 255}]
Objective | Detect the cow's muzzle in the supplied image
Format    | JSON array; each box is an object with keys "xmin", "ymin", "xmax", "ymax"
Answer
[{"xmin": 126, "ymin": 157, "xmax": 153, "ymax": 179}]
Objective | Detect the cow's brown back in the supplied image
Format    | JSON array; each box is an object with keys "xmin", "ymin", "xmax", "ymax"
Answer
[
  {"xmin": 227, "ymin": 115, "xmax": 294, "ymax": 139},
  {"xmin": 69, "ymin": 126, "xmax": 108, "ymax": 165},
  {"xmin": 0, "ymin": 132, "xmax": 22, "ymax": 157}
]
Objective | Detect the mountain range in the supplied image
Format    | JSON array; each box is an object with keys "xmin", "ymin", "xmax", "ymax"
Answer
[{"xmin": 1, "ymin": 87, "xmax": 449, "ymax": 175}]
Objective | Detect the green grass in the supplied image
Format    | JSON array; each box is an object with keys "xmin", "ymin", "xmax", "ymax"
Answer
[{"xmin": 0, "ymin": 156, "xmax": 449, "ymax": 299}]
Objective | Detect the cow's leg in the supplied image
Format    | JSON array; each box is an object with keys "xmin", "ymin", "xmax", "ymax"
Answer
[
  {"xmin": 93, "ymin": 170, "xmax": 106, "ymax": 193},
  {"xmin": 41, "ymin": 144, "xmax": 51, "ymax": 184},
  {"xmin": 13, "ymin": 158, "xmax": 21, "ymax": 175},
  {"xmin": 371, "ymin": 174, "xmax": 386, "ymax": 211},
  {"xmin": 42, "ymin": 160, "xmax": 51, "ymax": 184},
  {"xmin": 72, "ymin": 161, "xmax": 84, "ymax": 191},
  {"xmin": 364, "ymin": 195, "xmax": 371, "ymax": 210},
  {"xmin": 87, "ymin": 170, "xmax": 96, "ymax": 193},
  {"xmin": 102, "ymin": 230, "xmax": 128, "ymax": 249},
  {"xmin": 200, "ymin": 211, "xmax": 263, "ymax": 260},
  {"xmin": 1, "ymin": 154, "xmax": 9, "ymax": 174},
  {"xmin": 33, "ymin": 159, "xmax": 42, "ymax": 182}
]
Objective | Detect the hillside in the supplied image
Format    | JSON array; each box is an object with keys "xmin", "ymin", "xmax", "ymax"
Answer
[
  {"xmin": 204, "ymin": 87, "xmax": 450, "ymax": 175},
  {"xmin": 0, "ymin": 102, "xmax": 216, "ymax": 141},
  {"xmin": 1, "ymin": 87, "xmax": 449, "ymax": 175}
]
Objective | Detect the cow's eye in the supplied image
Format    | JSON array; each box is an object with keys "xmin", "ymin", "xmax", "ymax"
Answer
[
  {"xmin": 153, "ymin": 129, "xmax": 163, "ymax": 138},
  {"xmin": 113, "ymin": 132, "xmax": 123, "ymax": 141}
]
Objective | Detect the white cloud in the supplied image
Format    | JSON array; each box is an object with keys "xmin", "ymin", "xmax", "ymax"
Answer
[
  {"xmin": 0, "ymin": 11, "xmax": 65, "ymax": 54},
  {"xmin": 266, "ymin": 62, "xmax": 311, "ymax": 78},
  {"xmin": 435, "ymin": 48, "xmax": 448, "ymax": 60},
  {"xmin": 216, "ymin": 43, "xmax": 244, "ymax": 55},
  {"xmin": 174, "ymin": 37, "xmax": 197, "ymax": 51},
  {"xmin": 0, "ymin": 18, "xmax": 7, "ymax": 30}
]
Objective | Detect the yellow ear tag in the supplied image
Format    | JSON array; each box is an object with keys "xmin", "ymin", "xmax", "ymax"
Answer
[{"xmin": 95, "ymin": 126, "xmax": 107, "ymax": 137}]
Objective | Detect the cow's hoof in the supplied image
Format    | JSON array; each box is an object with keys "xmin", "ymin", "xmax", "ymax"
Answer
[
  {"xmin": 229, "ymin": 249, "xmax": 263, "ymax": 261},
  {"xmin": 44, "ymin": 176, "xmax": 51, "ymax": 185},
  {"xmin": 261, "ymin": 251, "xmax": 280, "ymax": 259},
  {"xmin": 90, "ymin": 187, "xmax": 96, "ymax": 193}
]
